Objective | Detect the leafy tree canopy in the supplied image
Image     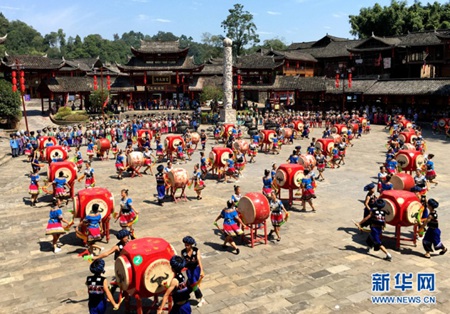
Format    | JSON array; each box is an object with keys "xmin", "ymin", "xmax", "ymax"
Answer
[
  {"xmin": 0, "ymin": 78, "xmax": 22, "ymax": 124},
  {"xmin": 349, "ymin": 0, "xmax": 450, "ymax": 38}
]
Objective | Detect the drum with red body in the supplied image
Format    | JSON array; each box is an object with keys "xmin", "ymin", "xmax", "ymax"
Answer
[
  {"xmin": 331, "ymin": 124, "xmax": 348, "ymax": 135},
  {"xmin": 379, "ymin": 190, "xmax": 422, "ymax": 226},
  {"xmin": 45, "ymin": 145, "xmax": 68, "ymax": 163},
  {"xmin": 330, "ymin": 134, "xmax": 343, "ymax": 144},
  {"xmin": 400, "ymin": 119, "xmax": 413, "ymax": 129},
  {"xmin": 293, "ymin": 120, "xmax": 304, "ymax": 132},
  {"xmin": 72, "ymin": 187, "xmax": 114, "ymax": 221},
  {"xmin": 315, "ymin": 138, "xmax": 334, "ymax": 156},
  {"xmin": 115, "ymin": 237, "xmax": 176, "ymax": 298},
  {"xmin": 390, "ymin": 173, "xmax": 415, "ymax": 191},
  {"xmin": 48, "ymin": 160, "xmax": 77, "ymax": 197},
  {"xmin": 95, "ymin": 138, "xmax": 111, "ymax": 154},
  {"xmin": 298, "ymin": 154, "xmax": 317, "ymax": 169},
  {"xmin": 398, "ymin": 129, "xmax": 417, "ymax": 144},
  {"xmin": 220, "ymin": 123, "xmax": 236, "ymax": 139},
  {"xmin": 167, "ymin": 168, "xmax": 189, "ymax": 189},
  {"xmin": 164, "ymin": 135, "xmax": 185, "ymax": 153},
  {"xmin": 358, "ymin": 117, "xmax": 367, "ymax": 127},
  {"xmin": 137, "ymin": 129, "xmax": 153, "ymax": 147},
  {"xmin": 190, "ymin": 132, "xmax": 201, "ymax": 145},
  {"xmin": 401, "ymin": 143, "xmax": 415, "ymax": 150},
  {"xmin": 233, "ymin": 139, "xmax": 249, "ymax": 154},
  {"xmin": 260, "ymin": 129, "xmax": 277, "ymax": 144},
  {"xmin": 127, "ymin": 151, "xmax": 145, "ymax": 168},
  {"xmin": 395, "ymin": 150, "xmax": 425, "ymax": 172},
  {"xmin": 350, "ymin": 123, "xmax": 359, "ymax": 134},
  {"xmin": 38, "ymin": 136, "xmax": 57, "ymax": 151},
  {"xmin": 209, "ymin": 147, "xmax": 233, "ymax": 168},
  {"xmin": 438, "ymin": 118, "xmax": 449, "ymax": 128},
  {"xmin": 237, "ymin": 192, "xmax": 270, "ymax": 225},
  {"xmin": 281, "ymin": 128, "xmax": 293, "ymax": 139},
  {"xmin": 274, "ymin": 163, "xmax": 305, "ymax": 189}
]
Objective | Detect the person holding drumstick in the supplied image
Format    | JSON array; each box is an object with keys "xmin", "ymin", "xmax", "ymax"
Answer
[
  {"xmin": 268, "ymin": 191, "xmax": 288, "ymax": 241},
  {"xmin": 116, "ymin": 189, "xmax": 139, "ymax": 237},
  {"xmin": 181, "ymin": 236, "xmax": 206, "ymax": 307},
  {"xmin": 86, "ymin": 259, "xmax": 119, "ymax": 314},
  {"xmin": 214, "ymin": 200, "xmax": 244, "ymax": 255},
  {"xmin": 77, "ymin": 161, "xmax": 95, "ymax": 189}
]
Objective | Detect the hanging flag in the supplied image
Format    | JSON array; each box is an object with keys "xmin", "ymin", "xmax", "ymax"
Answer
[{"xmin": 102, "ymin": 94, "xmax": 110, "ymax": 108}]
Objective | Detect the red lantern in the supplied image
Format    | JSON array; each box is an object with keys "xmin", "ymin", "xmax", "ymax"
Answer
[
  {"xmin": 335, "ymin": 73, "xmax": 340, "ymax": 88},
  {"xmin": 348, "ymin": 72, "xmax": 352, "ymax": 88},
  {"xmin": 107, "ymin": 75, "xmax": 111, "ymax": 90},
  {"xmin": 12, "ymin": 84, "xmax": 17, "ymax": 92},
  {"xmin": 286, "ymin": 61, "xmax": 290, "ymax": 69},
  {"xmin": 176, "ymin": 71, "xmax": 179, "ymax": 84},
  {"xmin": 181, "ymin": 75, "xmax": 185, "ymax": 83},
  {"xmin": 143, "ymin": 72, "xmax": 147, "ymax": 85},
  {"xmin": 296, "ymin": 61, "xmax": 299, "ymax": 69},
  {"xmin": 237, "ymin": 75, "xmax": 241, "ymax": 89},
  {"xmin": 93, "ymin": 75, "xmax": 98, "ymax": 91}
]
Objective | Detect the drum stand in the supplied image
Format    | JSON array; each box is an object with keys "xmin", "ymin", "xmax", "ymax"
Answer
[
  {"xmin": 276, "ymin": 188, "xmax": 302, "ymax": 208},
  {"xmin": 241, "ymin": 221, "xmax": 268, "ymax": 248},
  {"xmin": 121, "ymin": 291, "xmax": 172, "ymax": 314},
  {"xmin": 382, "ymin": 224, "xmax": 418, "ymax": 250},
  {"xmin": 131, "ymin": 166, "xmax": 143, "ymax": 178}
]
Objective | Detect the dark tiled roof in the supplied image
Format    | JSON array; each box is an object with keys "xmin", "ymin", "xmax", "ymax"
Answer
[
  {"xmin": 364, "ymin": 79, "xmax": 450, "ymax": 95},
  {"xmin": 110, "ymin": 76, "xmax": 134, "ymax": 92},
  {"xmin": 63, "ymin": 57, "xmax": 101, "ymax": 72},
  {"xmin": 189, "ymin": 75, "xmax": 223, "ymax": 91},
  {"xmin": 401, "ymin": 30, "xmax": 444, "ymax": 46},
  {"xmin": 235, "ymin": 54, "xmax": 284, "ymax": 69},
  {"xmin": 131, "ymin": 40, "xmax": 188, "ymax": 54},
  {"xmin": 326, "ymin": 79, "xmax": 377, "ymax": 94},
  {"xmin": 44, "ymin": 76, "xmax": 96, "ymax": 93},
  {"xmin": 2, "ymin": 54, "xmax": 64, "ymax": 70},
  {"xmin": 287, "ymin": 41, "xmax": 315, "ymax": 50},
  {"xmin": 199, "ymin": 63, "xmax": 223, "ymax": 75},
  {"xmin": 268, "ymin": 50, "xmax": 317, "ymax": 62},
  {"xmin": 116, "ymin": 55, "xmax": 203, "ymax": 72},
  {"xmin": 299, "ymin": 39, "xmax": 363, "ymax": 58}
]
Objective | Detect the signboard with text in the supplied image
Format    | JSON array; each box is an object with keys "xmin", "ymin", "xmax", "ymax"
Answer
[{"xmin": 152, "ymin": 76, "xmax": 170, "ymax": 85}]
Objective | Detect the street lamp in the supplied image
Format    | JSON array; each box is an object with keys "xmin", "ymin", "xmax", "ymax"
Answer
[
  {"xmin": 11, "ymin": 59, "xmax": 30, "ymax": 134},
  {"xmin": 335, "ymin": 68, "xmax": 352, "ymax": 112}
]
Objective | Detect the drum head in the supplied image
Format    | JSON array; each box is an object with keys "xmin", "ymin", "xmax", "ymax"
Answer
[
  {"xmin": 405, "ymin": 201, "xmax": 422, "ymax": 225},
  {"xmin": 128, "ymin": 152, "xmax": 144, "ymax": 167},
  {"xmin": 402, "ymin": 143, "xmax": 414, "ymax": 150},
  {"xmin": 144, "ymin": 258, "xmax": 174, "ymax": 294},
  {"xmin": 172, "ymin": 138, "xmax": 183, "ymax": 150},
  {"xmin": 191, "ymin": 132, "xmax": 200, "ymax": 143},
  {"xmin": 405, "ymin": 122, "xmax": 412, "ymax": 129},
  {"xmin": 55, "ymin": 166, "xmax": 75, "ymax": 182},
  {"xmin": 414, "ymin": 154, "xmax": 425, "ymax": 169},
  {"xmin": 314, "ymin": 142, "xmax": 323, "ymax": 153},
  {"xmin": 341, "ymin": 127, "xmax": 348, "ymax": 134},
  {"xmin": 382, "ymin": 199, "xmax": 396, "ymax": 223},
  {"xmin": 164, "ymin": 138, "xmax": 169, "ymax": 149},
  {"xmin": 259, "ymin": 131, "xmax": 265, "ymax": 142},
  {"xmin": 268, "ymin": 132, "xmax": 276, "ymax": 143},
  {"xmin": 115, "ymin": 256, "xmax": 132, "ymax": 291},
  {"xmin": 326, "ymin": 141, "xmax": 334, "ymax": 154},
  {"xmin": 396, "ymin": 153, "xmax": 410, "ymax": 170},
  {"xmin": 237, "ymin": 196, "xmax": 256, "ymax": 225},
  {"xmin": 438, "ymin": 118, "xmax": 446, "ymax": 128},
  {"xmin": 410, "ymin": 135, "xmax": 417, "ymax": 144},
  {"xmin": 296, "ymin": 122, "xmax": 304, "ymax": 131},
  {"xmin": 169, "ymin": 168, "xmax": 188, "ymax": 187},
  {"xmin": 275, "ymin": 169, "xmax": 287, "ymax": 188},
  {"xmin": 390, "ymin": 174, "xmax": 404, "ymax": 190},
  {"xmin": 298, "ymin": 156, "xmax": 307, "ymax": 167},
  {"xmin": 209, "ymin": 152, "xmax": 217, "ymax": 165},
  {"xmin": 398, "ymin": 134, "xmax": 407, "ymax": 143},
  {"xmin": 331, "ymin": 126, "xmax": 338, "ymax": 134},
  {"xmin": 292, "ymin": 170, "xmax": 304, "ymax": 188},
  {"xmin": 85, "ymin": 198, "xmax": 110, "ymax": 220},
  {"xmin": 72, "ymin": 195, "xmax": 79, "ymax": 218},
  {"xmin": 48, "ymin": 147, "xmax": 66, "ymax": 162},
  {"xmin": 220, "ymin": 150, "xmax": 232, "ymax": 166}
]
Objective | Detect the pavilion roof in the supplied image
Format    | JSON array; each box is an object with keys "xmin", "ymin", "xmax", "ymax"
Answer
[
  {"xmin": 131, "ymin": 40, "xmax": 189, "ymax": 55},
  {"xmin": 116, "ymin": 55, "xmax": 203, "ymax": 72},
  {"xmin": 41, "ymin": 76, "xmax": 96, "ymax": 93},
  {"xmin": 62, "ymin": 57, "xmax": 102, "ymax": 72},
  {"xmin": 364, "ymin": 79, "xmax": 450, "ymax": 95},
  {"xmin": 2, "ymin": 54, "xmax": 64, "ymax": 70},
  {"xmin": 235, "ymin": 54, "xmax": 284, "ymax": 70},
  {"xmin": 267, "ymin": 50, "xmax": 317, "ymax": 63}
]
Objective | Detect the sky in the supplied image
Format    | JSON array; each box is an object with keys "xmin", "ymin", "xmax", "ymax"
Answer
[{"xmin": 1, "ymin": 0, "xmax": 449, "ymax": 45}]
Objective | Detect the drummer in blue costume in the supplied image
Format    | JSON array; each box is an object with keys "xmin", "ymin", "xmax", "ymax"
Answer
[{"xmin": 422, "ymin": 199, "xmax": 447, "ymax": 258}]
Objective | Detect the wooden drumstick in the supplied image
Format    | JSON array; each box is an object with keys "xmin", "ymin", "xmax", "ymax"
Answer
[{"xmin": 113, "ymin": 297, "xmax": 125, "ymax": 311}]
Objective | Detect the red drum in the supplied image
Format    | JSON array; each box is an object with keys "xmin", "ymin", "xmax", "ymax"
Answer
[
  {"xmin": 395, "ymin": 150, "xmax": 425, "ymax": 172},
  {"xmin": 237, "ymin": 192, "xmax": 270, "ymax": 225},
  {"xmin": 209, "ymin": 147, "xmax": 233, "ymax": 168},
  {"xmin": 358, "ymin": 117, "xmax": 367, "ymax": 127},
  {"xmin": 164, "ymin": 135, "xmax": 185, "ymax": 152},
  {"xmin": 315, "ymin": 138, "xmax": 334, "ymax": 156},
  {"xmin": 115, "ymin": 237, "xmax": 176, "ymax": 298},
  {"xmin": 275, "ymin": 164, "xmax": 305, "ymax": 189},
  {"xmin": 220, "ymin": 123, "xmax": 236, "ymax": 139},
  {"xmin": 400, "ymin": 119, "xmax": 413, "ymax": 129},
  {"xmin": 167, "ymin": 168, "xmax": 189, "ymax": 189},
  {"xmin": 281, "ymin": 128, "xmax": 293, "ymax": 139},
  {"xmin": 298, "ymin": 154, "xmax": 317, "ymax": 169},
  {"xmin": 38, "ymin": 136, "xmax": 57, "ymax": 151},
  {"xmin": 190, "ymin": 132, "xmax": 200, "ymax": 145},
  {"xmin": 48, "ymin": 160, "xmax": 77, "ymax": 183},
  {"xmin": 137, "ymin": 129, "xmax": 153, "ymax": 147},
  {"xmin": 45, "ymin": 145, "xmax": 68, "ymax": 163},
  {"xmin": 260, "ymin": 130, "xmax": 277, "ymax": 144},
  {"xmin": 350, "ymin": 123, "xmax": 359, "ymax": 134},
  {"xmin": 72, "ymin": 187, "xmax": 114, "ymax": 221},
  {"xmin": 331, "ymin": 124, "xmax": 348, "ymax": 135},
  {"xmin": 233, "ymin": 139, "xmax": 249, "ymax": 154},
  {"xmin": 330, "ymin": 134, "xmax": 343, "ymax": 144},
  {"xmin": 398, "ymin": 129, "xmax": 416, "ymax": 144},
  {"xmin": 96, "ymin": 138, "xmax": 111, "ymax": 154},
  {"xmin": 401, "ymin": 143, "xmax": 415, "ymax": 150},
  {"xmin": 397, "ymin": 115, "xmax": 405, "ymax": 121},
  {"xmin": 127, "ymin": 152, "xmax": 145, "ymax": 168},
  {"xmin": 293, "ymin": 120, "xmax": 304, "ymax": 132},
  {"xmin": 391, "ymin": 173, "xmax": 415, "ymax": 191},
  {"xmin": 438, "ymin": 118, "xmax": 449, "ymax": 128},
  {"xmin": 380, "ymin": 190, "xmax": 422, "ymax": 226}
]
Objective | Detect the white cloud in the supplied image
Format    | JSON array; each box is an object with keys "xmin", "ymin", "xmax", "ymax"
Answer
[
  {"xmin": 267, "ymin": 11, "xmax": 281, "ymax": 15},
  {"xmin": 155, "ymin": 18, "xmax": 171, "ymax": 23},
  {"xmin": 332, "ymin": 12, "xmax": 346, "ymax": 18},
  {"xmin": 138, "ymin": 14, "xmax": 149, "ymax": 20}
]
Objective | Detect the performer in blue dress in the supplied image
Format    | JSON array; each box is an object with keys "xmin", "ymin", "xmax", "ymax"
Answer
[
  {"xmin": 300, "ymin": 169, "xmax": 316, "ymax": 212},
  {"xmin": 86, "ymin": 139, "xmax": 95, "ymax": 162},
  {"xmin": 29, "ymin": 168, "xmax": 40, "ymax": 207},
  {"xmin": 115, "ymin": 150, "xmax": 125, "ymax": 180},
  {"xmin": 287, "ymin": 150, "xmax": 299, "ymax": 164},
  {"xmin": 357, "ymin": 199, "xmax": 392, "ymax": 261},
  {"xmin": 45, "ymin": 198, "xmax": 70, "ymax": 253},
  {"xmin": 422, "ymin": 198, "xmax": 447, "ymax": 258},
  {"xmin": 83, "ymin": 203, "xmax": 104, "ymax": 255},
  {"xmin": 181, "ymin": 236, "xmax": 206, "ymax": 308},
  {"xmin": 262, "ymin": 169, "xmax": 273, "ymax": 198},
  {"xmin": 52, "ymin": 171, "xmax": 70, "ymax": 200},
  {"xmin": 118, "ymin": 189, "xmax": 139, "ymax": 236},
  {"xmin": 86, "ymin": 259, "xmax": 118, "ymax": 314},
  {"xmin": 214, "ymin": 200, "xmax": 244, "ymax": 254},
  {"xmin": 425, "ymin": 154, "xmax": 438, "ymax": 185}
]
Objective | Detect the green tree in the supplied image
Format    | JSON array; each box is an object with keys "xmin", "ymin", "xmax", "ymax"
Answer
[
  {"xmin": 0, "ymin": 79, "xmax": 22, "ymax": 127},
  {"xmin": 200, "ymin": 85, "xmax": 223, "ymax": 103},
  {"xmin": 261, "ymin": 38, "xmax": 287, "ymax": 50},
  {"xmin": 88, "ymin": 89, "xmax": 109, "ymax": 113},
  {"xmin": 221, "ymin": 3, "xmax": 260, "ymax": 56}
]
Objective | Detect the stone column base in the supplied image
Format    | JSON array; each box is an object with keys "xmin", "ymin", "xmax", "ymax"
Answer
[{"xmin": 220, "ymin": 108, "xmax": 237, "ymax": 123}]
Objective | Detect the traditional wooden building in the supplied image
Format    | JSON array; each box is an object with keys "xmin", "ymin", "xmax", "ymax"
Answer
[{"xmin": 115, "ymin": 40, "xmax": 204, "ymax": 104}]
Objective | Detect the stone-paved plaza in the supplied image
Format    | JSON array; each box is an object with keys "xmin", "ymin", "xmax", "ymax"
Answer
[{"xmin": 0, "ymin": 110, "xmax": 449, "ymax": 314}]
